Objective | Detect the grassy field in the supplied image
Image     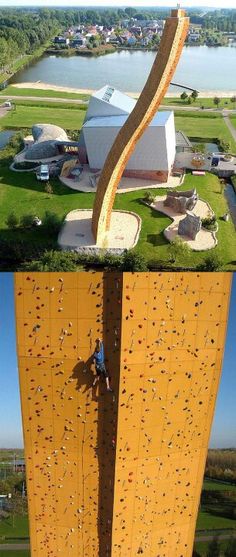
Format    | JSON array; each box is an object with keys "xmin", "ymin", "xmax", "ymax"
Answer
[
  {"xmin": 230, "ymin": 117, "xmax": 236, "ymax": 129},
  {"xmin": 0, "ymin": 85, "xmax": 90, "ymax": 101},
  {"xmin": 197, "ymin": 510, "xmax": 235, "ymax": 531},
  {"xmin": 1, "ymin": 103, "xmax": 235, "ymax": 151},
  {"xmin": 0, "ymin": 105, "xmax": 86, "ymax": 130},
  {"xmin": 203, "ymin": 480, "xmax": 236, "ymax": 492},
  {"xmin": 0, "ymin": 516, "xmax": 29, "ymax": 542},
  {"xmin": 174, "ymin": 112, "xmax": 236, "ymax": 151},
  {"xmin": 0, "ymin": 151, "xmax": 235, "ymax": 270}
]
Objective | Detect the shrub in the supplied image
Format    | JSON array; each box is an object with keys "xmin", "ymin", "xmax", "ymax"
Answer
[
  {"xmin": 144, "ymin": 191, "xmax": 156, "ymax": 204},
  {"xmin": 6, "ymin": 212, "xmax": 19, "ymax": 229},
  {"xmin": 45, "ymin": 182, "xmax": 53, "ymax": 195},
  {"xmin": 201, "ymin": 214, "xmax": 217, "ymax": 230},
  {"xmin": 168, "ymin": 237, "xmax": 191, "ymax": 264},
  {"xmin": 20, "ymin": 214, "xmax": 35, "ymax": 229},
  {"xmin": 43, "ymin": 212, "xmax": 63, "ymax": 235},
  {"xmin": 121, "ymin": 251, "xmax": 148, "ymax": 271},
  {"xmin": 197, "ymin": 253, "xmax": 223, "ymax": 271},
  {"xmin": 22, "ymin": 250, "xmax": 78, "ymax": 271}
]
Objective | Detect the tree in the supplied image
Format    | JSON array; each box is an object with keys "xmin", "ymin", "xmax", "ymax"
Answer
[
  {"xmin": 230, "ymin": 95, "xmax": 236, "ymax": 109},
  {"xmin": 191, "ymin": 90, "xmax": 198, "ymax": 101},
  {"xmin": 6, "ymin": 212, "xmax": 19, "ymax": 229},
  {"xmin": 206, "ymin": 536, "xmax": 220, "ymax": 557},
  {"xmin": 213, "ymin": 96, "xmax": 221, "ymax": 108},
  {"xmin": 197, "ymin": 253, "xmax": 222, "ymax": 272},
  {"xmin": 124, "ymin": 7, "xmax": 136, "ymax": 18},
  {"xmin": 181, "ymin": 91, "xmax": 188, "ymax": 101},
  {"xmin": 224, "ymin": 537, "xmax": 236, "ymax": 557},
  {"xmin": 121, "ymin": 251, "xmax": 147, "ymax": 271},
  {"xmin": 168, "ymin": 237, "xmax": 191, "ymax": 266}
]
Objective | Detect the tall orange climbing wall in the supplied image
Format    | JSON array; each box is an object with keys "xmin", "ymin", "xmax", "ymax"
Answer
[
  {"xmin": 15, "ymin": 272, "xmax": 232, "ymax": 557},
  {"xmin": 92, "ymin": 9, "xmax": 189, "ymax": 246}
]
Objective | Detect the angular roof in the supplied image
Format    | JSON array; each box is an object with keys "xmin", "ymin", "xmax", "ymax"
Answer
[
  {"xmin": 83, "ymin": 111, "xmax": 173, "ymax": 129},
  {"xmin": 85, "ymin": 85, "xmax": 136, "ymax": 122}
]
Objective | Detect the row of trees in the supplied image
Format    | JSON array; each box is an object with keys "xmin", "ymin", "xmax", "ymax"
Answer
[{"xmin": 0, "ymin": 9, "xmax": 60, "ymax": 72}]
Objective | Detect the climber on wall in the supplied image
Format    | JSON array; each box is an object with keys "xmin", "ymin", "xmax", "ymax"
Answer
[{"xmin": 92, "ymin": 339, "xmax": 113, "ymax": 392}]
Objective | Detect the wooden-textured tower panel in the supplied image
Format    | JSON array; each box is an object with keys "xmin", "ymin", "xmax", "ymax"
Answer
[
  {"xmin": 15, "ymin": 272, "xmax": 232, "ymax": 557},
  {"xmin": 92, "ymin": 10, "xmax": 189, "ymax": 246}
]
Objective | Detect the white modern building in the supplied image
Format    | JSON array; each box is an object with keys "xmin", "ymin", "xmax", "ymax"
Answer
[{"xmin": 79, "ymin": 85, "xmax": 176, "ymax": 182}]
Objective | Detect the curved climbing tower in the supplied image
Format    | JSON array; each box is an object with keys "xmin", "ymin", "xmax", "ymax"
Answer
[
  {"xmin": 92, "ymin": 9, "xmax": 189, "ymax": 247},
  {"xmin": 15, "ymin": 272, "xmax": 232, "ymax": 557}
]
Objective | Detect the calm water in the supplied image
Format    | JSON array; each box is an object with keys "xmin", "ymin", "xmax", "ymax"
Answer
[
  {"xmin": 12, "ymin": 46, "xmax": 236, "ymax": 93},
  {"xmin": 0, "ymin": 130, "xmax": 14, "ymax": 150}
]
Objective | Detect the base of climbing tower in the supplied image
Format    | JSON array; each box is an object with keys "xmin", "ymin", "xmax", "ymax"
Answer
[{"xmin": 58, "ymin": 209, "xmax": 142, "ymax": 253}]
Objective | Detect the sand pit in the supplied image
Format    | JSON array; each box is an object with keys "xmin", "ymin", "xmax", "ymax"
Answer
[
  {"xmin": 58, "ymin": 209, "xmax": 141, "ymax": 253},
  {"xmin": 151, "ymin": 196, "xmax": 217, "ymax": 251}
]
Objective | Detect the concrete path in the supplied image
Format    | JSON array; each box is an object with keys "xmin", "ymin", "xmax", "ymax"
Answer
[{"xmin": 0, "ymin": 105, "xmax": 9, "ymax": 119}]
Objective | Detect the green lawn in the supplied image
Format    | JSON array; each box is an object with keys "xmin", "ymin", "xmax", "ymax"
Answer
[
  {"xmin": 230, "ymin": 117, "xmax": 236, "ymax": 129},
  {"xmin": 197, "ymin": 510, "xmax": 236, "ymax": 531},
  {"xmin": 0, "ymin": 516, "xmax": 29, "ymax": 542},
  {"xmin": 0, "ymin": 161, "xmax": 235, "ymax": 270},
  {"xmin": 0, "ymin": 85, "xmax": 89, "ymax": 101},
  {"xmin": 174, "ymin": 112, "xmax": 236, "ymax": 151},
  {"xmin": 203, "ymin": 480, "xmax": 236, "ymax": 492},
  {"xmin": 0, "ymin": 105, "xmax": 86, "ymax": 130}
]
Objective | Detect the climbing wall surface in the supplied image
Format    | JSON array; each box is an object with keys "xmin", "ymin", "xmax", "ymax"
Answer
[
  {"xmin": 15, "ymin": 272, "xmax": 232, "ymax": 557},
  {"xmin": 92, "ymin": 9, "xmax": 189, "ymax": 246},
  {"xmin": 111, "ymin": 272, "xmax": 232, "ymax": 557},
  {"xmin": 15, "ymin": 272, "xmax": 122, "ymax": 557}
]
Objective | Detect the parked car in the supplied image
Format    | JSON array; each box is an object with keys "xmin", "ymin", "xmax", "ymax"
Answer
[
  {"xmin": 212, "ymin": 156, "xmax": 220, "ymax": 167},
  {"xmin": 36, "ymin": 164, "xmax": 50, "ymax": 181}
]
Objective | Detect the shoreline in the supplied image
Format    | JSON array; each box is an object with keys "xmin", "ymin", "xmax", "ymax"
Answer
[{"xmin": 12, "ymin": 82, "xmax": 236, "ymax": 99}]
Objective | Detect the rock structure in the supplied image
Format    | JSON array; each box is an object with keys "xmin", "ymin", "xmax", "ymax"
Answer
[
  {"xmin": 178, "ymin": 213, "xmax": 202, "ymax": 240},
  {"xmin": 25, "ymin": 124, "xmax": 69, "ymax": 160},
  {"xmin": 91, "ymin": 9, "xmax": 189, "ymax": 247},
  {"xmin": 15, "ymin": 272, "xmax": 232, "ymax": 557},
  {"xmin": 164, "ymin": 189, "xmax": 198, "ymax": 214}
]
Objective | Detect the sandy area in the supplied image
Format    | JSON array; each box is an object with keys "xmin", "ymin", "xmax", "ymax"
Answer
[
  {"xmin": 58, "ymin": 209, "xmax": 141, "ymax": 251},
  {"xmin": 151, "ymin": 196, "xmax": 217, "ymax": 251},
  {"xmin": 12, "ymin": 82, "xmax": 235, "ymax": 98}
]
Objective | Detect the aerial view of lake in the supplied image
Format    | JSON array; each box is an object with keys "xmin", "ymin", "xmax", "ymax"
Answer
[{"xmin": 12, "ymin": 45, "xmax": 236, "ymax": 93}]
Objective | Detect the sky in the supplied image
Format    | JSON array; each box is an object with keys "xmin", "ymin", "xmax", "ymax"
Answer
[
  {"xmin": 0, "ymin": 1, "xmax": 235, "ymax": 9},
  {"xmin": 0, "ymin": 273, "xmax": 235, "ymax": 449}
]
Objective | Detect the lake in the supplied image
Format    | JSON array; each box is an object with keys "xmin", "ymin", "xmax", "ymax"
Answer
[{"xmin": 11, "ymin": 46, "xmax": 236, "ymax": 93}]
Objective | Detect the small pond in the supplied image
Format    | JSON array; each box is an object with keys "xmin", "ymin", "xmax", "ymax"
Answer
[
  {"xmin": 224, "ymin": 183, "xmax": 236, "ymax": 227},
  {"xmin": 0, "ymin": 130, "xmax": 15, "ymax": 150},
  {"xmin": 192, "ymin": 141, "xmax": 220, "ymax": 154}
]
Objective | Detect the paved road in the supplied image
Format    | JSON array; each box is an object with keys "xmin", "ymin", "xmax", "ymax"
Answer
[
  {"xmin": 0, "ymin": 95, "xmax": 236, "ymax": 115},
  {"xmin": 0, "ymin": 95, "xmax": 88, "ymax": 105}
]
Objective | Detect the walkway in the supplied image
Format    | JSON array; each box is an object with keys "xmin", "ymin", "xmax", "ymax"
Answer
[
  {"xmin": 223, "ymin": 113, "xmax": 236, "ymax": 142},
  {"xmin": 0, "ymin": 543, "xmax": 30, "ymax": 551}
]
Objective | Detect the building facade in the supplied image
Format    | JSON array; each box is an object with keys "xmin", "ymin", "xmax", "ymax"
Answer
[{"xmin": 15, "ymin": 272, "xmax": 232, "ymax": 557}]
